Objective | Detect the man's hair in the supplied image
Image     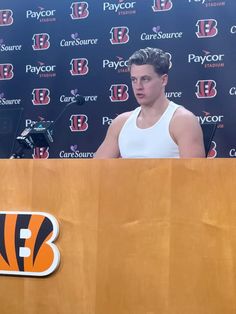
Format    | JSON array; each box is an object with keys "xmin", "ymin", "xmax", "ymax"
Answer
[{"xmin": 128, "ymin": 47, "xmax": 170, "ymax": 75}]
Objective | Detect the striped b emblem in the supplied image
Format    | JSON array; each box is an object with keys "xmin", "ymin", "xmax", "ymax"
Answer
[{"xmin": 0, "ymin": 212, "xmax": 60, "ymax": 277}]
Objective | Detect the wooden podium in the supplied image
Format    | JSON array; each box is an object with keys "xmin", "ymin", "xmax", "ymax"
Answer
[{"xmin": 0, "ymin": 159, "xmax": 235, "ymax": 314}]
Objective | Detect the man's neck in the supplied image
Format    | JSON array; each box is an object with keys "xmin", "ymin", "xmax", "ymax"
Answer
[
  {"xmin": 136, "ymin": 96, "xmax": 170, "ymax": 129},
  {"xmin": 139, "ymin": 96, "xmax": 170, "ymax": 118}
]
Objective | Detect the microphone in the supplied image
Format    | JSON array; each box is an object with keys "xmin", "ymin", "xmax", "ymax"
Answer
[
  {"xmin": 11, "ymin": 95, "xmax": 85, "ymax": 158},
  {"xmin": 74, "ymin": 94, "xmax": 86, "ymax": 106},
  {"xmin": 49, "ymin": 95, "xmax": 85, "ymax": 129}
]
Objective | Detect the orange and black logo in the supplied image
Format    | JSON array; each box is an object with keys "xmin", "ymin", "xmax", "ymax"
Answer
[{"xmin": 0, "ymin": 211, "xmax": 60, "ymax": 277}]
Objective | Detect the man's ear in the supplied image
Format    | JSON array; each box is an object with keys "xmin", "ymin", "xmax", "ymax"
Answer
[{"xmin": 162, "ymin": 74, "xmax": 168, "ymax": 87}]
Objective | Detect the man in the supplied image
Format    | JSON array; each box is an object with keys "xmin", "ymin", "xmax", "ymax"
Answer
[{"xmin": 95, "ymin": 47, "xmax": 205, "ymax": 158}]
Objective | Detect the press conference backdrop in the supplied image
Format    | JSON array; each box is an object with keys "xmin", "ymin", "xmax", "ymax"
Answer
[{"xmin": 0, "ymin": 0, "xmax": 235, "ymax": 159}]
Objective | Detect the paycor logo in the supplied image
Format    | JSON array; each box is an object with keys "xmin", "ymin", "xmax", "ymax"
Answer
[
  {"xmin": 188, "ymin": 52, "xmax": 224, "ymax": 65},
  {"xmin": 26, "ymin": 62, "xmax": 56, "ymax": 78},
  {"xmin": 103, "ymin": 1, "xmax": 136, "ymax": 12},
  {"xmin": 26, "ymin": 8, "xmax": 56, "ymax": 20},
  {"xmin": 103, "ymin": 56, "xmax": 128, "ymax": 73}
]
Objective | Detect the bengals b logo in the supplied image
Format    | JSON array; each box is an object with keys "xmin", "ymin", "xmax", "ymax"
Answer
[
  {"xmin": 110, "ymin": 26, "xmax": 129, "ymax": 44},
  {"xmin": 165, "ymin": 52, "xmax": 172, "ymax": 69},
  {"xmin": 70, "ymin": 2, "xmax": 89, "ymax": 19},
  {"xmin": 32, "ymin": 33, "xmax": 50, "ymax": 50},
  {"xmin": 33, "ymin": 147, "xmax": 49, "ymax": 159},
  {"xmin": 152, "ymin": 0, "xmax": 173, "ymax": 12},
  {"xmin": 0, "ymin": 63, "xmax": 14, "ymax": 80},
  {"xmin": 196, "ymin": 19, "xmax": 218, "ymax": 38},
  {"xmin": 0, "ymin": 212, "xmax": 60, "ymax": 276},
  {"xmin": 70, "ymin": 58, "xmax": 89, "ymax": 76},
  {"xmin": 195, "ymin": 80, "xmax": 217, "ymax": 98},
  {"xmin": 0, "ymin": 9, "xmax": 13, "ymax": 26},
  {"xmin": 70, "ymin": 114, "xmax": 88, "ymax": 131},
  {"xmin": 208, "ymin": 141, "xmax": 217, "ymax": 158},
  {"xmin": 32, "ymin": 88, "xmax": 50, "ymax": 105},
  {"xmin": 110, "ymin": 84, "xmax": 129, "ymax": 102}
]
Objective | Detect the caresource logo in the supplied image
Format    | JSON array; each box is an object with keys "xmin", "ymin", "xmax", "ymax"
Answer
[
  {"xmin": 33, "ymin": 147, "xmax": 49, "ymax": 159},
  {"xmin": 229, "ymin": 87, "xmax": 236, "ymax": 96},
  {"xmin": 231, "ymin": 25, "xmax": 236, "ymax": 34},
  {"xmin": 110, "ymin": 26, "xmax": 129, "ymax": 44},
  {"xmin": 196, "ymin": 19, "xmax": 218, "ymax": 38},
  {"xmin": 152, "ymin": 0, "xmax": 173, "ymax": 12},
  {"xmin": 59, "ymin": 145, "xmax": 94, "ymax": 158},
  {"xmin": 70, "ymin": 2, "xmax": 89, "ymax": 19},
  {"xmin": 26, "ymin": 7, "xmax": 56, "ymax": 22},
  {"xmin": 165, "ymin": 91, "xmax": 183, "ymax": 98},
  {"xmin": 0, "ymin": 10, "xmax": 13, "ymax": 26},
  {"xmin": 32, "ymin": 88, "xmax": 50, "ymax": 105},
  {"xmin": 0, "ymin": 38, "xmax": 22, "ymax": 52},
  {"xmin": 60, "ymin": 33, "xmax": 98, "ymax": 47},
  {"xmin": 60, "ymin": 89, "xmax": 98, "ymax": 103},
  {"xmin": 0, "ymin": 92, "xmax": 21, "ymax": 105},
  {"xmin": 70, "ymin": 58, "xmax": 89, "ymax": 76},
  {"xmin": 109, "ymin": 84, "xmax": 129, "ymax": 102},
  {"xmin": 0, "ymin": 64, "xmax": 14, "ymax": 80},
  {"xmin": 195, "ymin": 80, "xmax": 217, "ymax": 98},
  {"xmin": 229, "ymin": 148, "xmax": 236, "ymax": 158},
  {"xmin": 70, "ymin": 115, "xmax": 88, "ymax": 131},
  {"xmin": 141, "ymin": 26, "xmax": 183, "ymax": 41},
  {"xmin": 0, "ymin": 211, "xmax": 59, "ymax": 276},
  {"xmin": 32, "ymin": 33, "xmax": 50, "ymax": 50}
]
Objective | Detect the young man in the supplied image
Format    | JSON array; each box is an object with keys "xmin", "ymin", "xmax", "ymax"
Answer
[{"xmin": 95, "ymin": 47, "xmax": 205, "ymax": 158}]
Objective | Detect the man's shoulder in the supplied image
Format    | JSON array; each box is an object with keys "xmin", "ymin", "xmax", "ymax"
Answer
[
  {"xmin": 112, "ymin": 110, "xmax": 134, "ymax": 127},
  {"xmin": 170, "ymin": 104, "xmax": 201, "ymax": 138},
  {"xmin": 173, "ymin": 105, "xmax": 197, "ymax": 122},
  {"xmin": 174, "ymin": 104, "xmax": 195, "ymax": 116},
  {"xmin": 108, "ymin": 109, "xmax": 135, "ymax": 137},
  {"xmin": 116, "ymin": 109, "xmax": 136, "ymax": 120}
]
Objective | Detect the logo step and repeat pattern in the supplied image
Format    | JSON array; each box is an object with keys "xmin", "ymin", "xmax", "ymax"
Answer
[{"xmin": 0, "ymin": 0, "xmax": 235, "ymax": 158}]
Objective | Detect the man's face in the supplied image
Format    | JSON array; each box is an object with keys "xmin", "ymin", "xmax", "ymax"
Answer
[{"xmin": 130, "ymin": 64, "xmax": 168, "ymax": 106}]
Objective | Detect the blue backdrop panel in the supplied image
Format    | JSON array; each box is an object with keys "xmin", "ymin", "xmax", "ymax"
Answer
[{"xmin": 0, "ymin": 0, "xmax": 235, "ymax": 158}]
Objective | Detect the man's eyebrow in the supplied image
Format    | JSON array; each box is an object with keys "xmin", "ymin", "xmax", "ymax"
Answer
[{"xmin": 130, "ymin": 75, "xmax": 151, "ymax": 78}]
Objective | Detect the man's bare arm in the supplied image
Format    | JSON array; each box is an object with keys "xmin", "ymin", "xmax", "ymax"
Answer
[
  {"xmin": 171, "ymin": 109, "xmax": 205, "ymax": 158},
  {"xmin": 94, "ymin": 112, "xmax": 131, "ymax": 158}
]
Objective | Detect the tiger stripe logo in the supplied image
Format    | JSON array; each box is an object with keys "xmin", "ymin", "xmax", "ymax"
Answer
[{"xmin": 0, "ymin": 212, "xmax": 60, "ymax": 277}]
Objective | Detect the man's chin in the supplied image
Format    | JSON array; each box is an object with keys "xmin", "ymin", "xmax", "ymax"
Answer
[{"xmin": 136, "ymin": 98, "xmax": 149, "ymax": 106}]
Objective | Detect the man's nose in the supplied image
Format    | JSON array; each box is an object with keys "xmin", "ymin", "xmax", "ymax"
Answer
[{"xmin": 135, "ymin": 80, "xmax": 143, "ymax": 89}]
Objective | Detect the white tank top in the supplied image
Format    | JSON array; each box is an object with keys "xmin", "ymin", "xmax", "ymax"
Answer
[{"xmin": 118, "ymin": 101, "xmax": 180, "ymax": 158}]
